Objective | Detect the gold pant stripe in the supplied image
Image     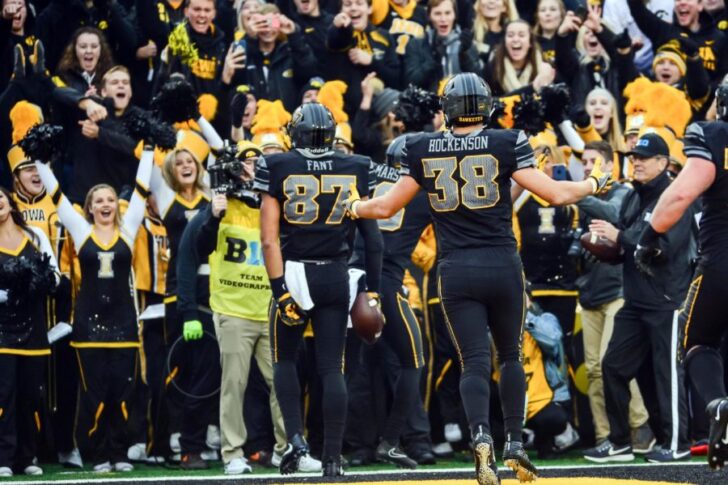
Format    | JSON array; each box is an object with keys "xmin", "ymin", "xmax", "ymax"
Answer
[
  {"xmin": 88, "ymin": 402, "xmax": 105, "ymax": 437},
  {"xmin": 681, "ymin": 275, "xmax": 704, "ymax": 348},
  {"xmin": 397, "ymin": 294, "xmax": 422, "ymax": 369}
]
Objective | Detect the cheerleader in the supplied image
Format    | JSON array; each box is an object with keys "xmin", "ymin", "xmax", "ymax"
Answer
[
  {"xmin": 35, "ymin": 145, "xmax": 154, "ymax": 473},
  {"xmin": 147, "ymin": 117, "xmax": 221, "ymax": 460},
  {"xmin": 0, "ymin": 187, "xmax": 59, "ymax": 477}
]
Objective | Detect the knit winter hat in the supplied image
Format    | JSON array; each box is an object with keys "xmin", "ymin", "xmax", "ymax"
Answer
[{"xmin": 652, "ymin": 41, "xmax": 686, "ymax": 77}]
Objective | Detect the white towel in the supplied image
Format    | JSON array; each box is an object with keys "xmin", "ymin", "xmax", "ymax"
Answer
[
  {"xmin": 285, "ymin": 261, "xmax": 315, "ymax": 310},
  {"xmin": 347, "ymin": 268, "xmax": 366, "ymax": 329}
]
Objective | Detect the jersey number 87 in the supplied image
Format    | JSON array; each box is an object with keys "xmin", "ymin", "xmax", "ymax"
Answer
[
  {"xmin": 282, "ymin": 174, "xmax": 356, "ymax": 224},
  {"xmin": 422, "ymin": 155, "xmax": 499, "ymax": 211}
]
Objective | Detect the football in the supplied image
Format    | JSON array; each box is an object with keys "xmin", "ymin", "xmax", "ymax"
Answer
[
  {"xmin": 580, "ymin": 231, "xmax": 623, "ymax": 263},
  {"xmin": 351, "ymin": 292, "xmax": 385, "ymax": 345}
]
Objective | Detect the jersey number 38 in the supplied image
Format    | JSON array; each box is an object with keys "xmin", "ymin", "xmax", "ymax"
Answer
[{"xmin": 422, "ymin": 155, "xmax": 499, "ymax": 211}]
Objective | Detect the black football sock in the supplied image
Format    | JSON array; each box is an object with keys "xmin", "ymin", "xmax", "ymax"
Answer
[
  {"xmin": 273, "ymin": 361, "xmax": 303, "ymax": 441},
  {"xmin": 499, "ymin": 361, "xmax": 526, "ymax": 442},
  {"xmin": 321, "ymin": 372, "xmax": 347, "ymax": 461},
  {"xmin": 686, "ymin": 347, "xmax": 726, "ymax": 404}
]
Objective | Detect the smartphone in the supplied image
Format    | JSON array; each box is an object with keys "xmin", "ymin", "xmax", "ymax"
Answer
[
  {"xmin": 234, "ymin": 38, "xmax": 246, "ymax": 54},
  {"xmin": 552, "ymin": 165, "xmax": 568, "ymax": 181},
  {"xmin": 574, "ymin": 5, "xmax": 588, "ymax": 21}
]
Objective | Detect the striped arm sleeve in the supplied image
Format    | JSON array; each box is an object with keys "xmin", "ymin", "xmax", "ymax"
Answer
[
  {"xmin": 253, "ymin": 156, "xmax": 271, "ymax": 193},
  {"xmin": 683, "ymin": 123, "xmax": 713, "ymax": 161},
  {"xmin": 515, "ymin": 130, "xmax": 537, "ymax": 170}
]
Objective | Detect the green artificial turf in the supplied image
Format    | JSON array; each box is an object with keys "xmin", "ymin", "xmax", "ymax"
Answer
[{"xmin": 2, "ymin": 451, "xmax": 709, "ymax": 482}]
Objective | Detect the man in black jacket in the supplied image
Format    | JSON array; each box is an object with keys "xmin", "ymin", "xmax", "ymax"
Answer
[
  {"xmin": 584, "ymin": 133, "xmax": 695, "ymax": 463},
  {"xmin": 576, "ymin": 142, "xmax": 653, "ymax": 454},
  {"xmin": 53, "ymin": 65, "xmax": 140, "ymax": 203}
]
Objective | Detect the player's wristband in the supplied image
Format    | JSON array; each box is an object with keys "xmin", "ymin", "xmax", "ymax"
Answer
[{"xmin": 270, "ymin": 276, "xmax": 287, "ymax": 300}]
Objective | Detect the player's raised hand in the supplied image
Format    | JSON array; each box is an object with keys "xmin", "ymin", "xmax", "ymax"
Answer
[
  {"xmin": 343, "ymin": 183, "xmax": 361, "ymax": 219},
  {"xmin": 588, "ymin": 156, "xmax": 611, "ymax": 194}
]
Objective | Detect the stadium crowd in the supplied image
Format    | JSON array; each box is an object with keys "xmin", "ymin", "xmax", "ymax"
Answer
[{"xmin": 0, "ymin": 0, "xmax": 726, "ymax": 479}]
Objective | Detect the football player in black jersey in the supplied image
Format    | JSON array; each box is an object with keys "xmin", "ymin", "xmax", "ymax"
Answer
[
  {"xmin": 345, "ymin": 72, "xmax": 610, "ymax": 485},
  {"xmin": 635, "ymin": 83, "xmax": 728, "ymax": 470},
  {"xmin": 254, "ymin": 102, "xmax": 383, "ymax": 477},
  {"xmin": 349, "ymin": 134, "xmax": 431, "ymax": 468}
]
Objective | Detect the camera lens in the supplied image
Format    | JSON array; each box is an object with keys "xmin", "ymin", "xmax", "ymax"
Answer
[{"xmin": 225, "ymin": 161, "xmax": 244, "ymax": 176}]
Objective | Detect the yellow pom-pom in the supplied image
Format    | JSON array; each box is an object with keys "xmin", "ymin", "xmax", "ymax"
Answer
[
  {"xmin": 317, "ymin": 80, "xmax": 349, "ymax": 123},
  {"xmin": 9, "ymin": 101, "xmax": 43, "ymax": 144},
  {"xmin": 168, "ymin": 22, "xmax": 199, "ymax": 67},
  {"xmin": 197, "ymin": 93, "xmax": 218, "ymax": 122}
]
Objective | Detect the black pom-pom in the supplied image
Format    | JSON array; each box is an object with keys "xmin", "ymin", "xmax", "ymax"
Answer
[
  {"xmin": 513, "ymin": 93, "xmax": 546, "ymax": 136},
  {"xmin": 17, "ymin": 124, "xmax": 64, "ymax": 162},
  {"xmin": 151, "ymin": 77, "xmax": 200, "ymax": 123},
  {"xmin": 490, "ymin": 98, "xmax": 506, "ymax": 127},
  {"xmin": 394, "ymin": 85, "xmax": 441, "ymax": 132},
  {"xmin": 125, "ymin": 110, "xmax": 177, "ymax": 150},
  {"xmin": 540, "ymin": 83, "xmax": 570, "ymax": 125},
  {"xmin": 0, "ymin": 251, "xmax": 57, "ymax": 305}
]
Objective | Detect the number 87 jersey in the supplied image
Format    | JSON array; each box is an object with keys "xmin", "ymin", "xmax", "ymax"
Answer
[
  {"xmin": 254, "ymin": 149, "xmax": 377, "ymax": 261},
  {"xmin": 401, "ymin": 129, "xmax": 536, "ymax": 257}
]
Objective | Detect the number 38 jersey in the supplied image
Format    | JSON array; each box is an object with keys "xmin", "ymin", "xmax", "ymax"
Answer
[
  {"xmin": 401, "ymin": 128, "xmax": 536, "ymax": 257},
  {"xmin": 254, "ymin": 149, "xmax": 377, "ymax": 261}
]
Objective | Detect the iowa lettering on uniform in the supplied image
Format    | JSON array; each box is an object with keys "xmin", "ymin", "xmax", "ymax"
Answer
[
  {"xmin": 22, "ymin": 208, "xmax": 46, "ymax": 222},
  {"xmin": 389, "ymin": 18, "xmax": 425, "ymax": 38},
  {"xmin": 223, "ymin": 237, "xmax": 263, "ymax": 265},
  {"xmin": 190, "ymin": 58, "xmax": 219, "ymax": 80},
  {"xmin": 428, "ymin": 136, "xmax": 489, "ymax": 153},
  {"xmin": 699, "ymin": 44, "xmax": 716, "ymax": 71}
]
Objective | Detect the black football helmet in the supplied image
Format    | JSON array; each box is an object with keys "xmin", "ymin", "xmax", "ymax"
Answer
[
  {"xmin": 716, "ymin": 82, "xmax": 728, "ymax": 121},
  {"xmin": 385, "ymin": 134, "xmax": 408, "ymax": 168},
  {"xmin": 287, "ymin": 102, "xmax": 335, "ymax": 153},
  {"xmin": 441, "ymin": 73, "xmax": 493, "ymax": 128}
]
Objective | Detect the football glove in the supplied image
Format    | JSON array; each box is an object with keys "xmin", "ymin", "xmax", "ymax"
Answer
[
  {"xmin": 343, "ymin": 183, "xmax": 361, "ymax": 219},
  {"xmin": 367, "ymin": 291, "xmax": 385, "ymax": 324},
  {"xmin": 588, "ymin": 156, "xmax": 611, "ymax": 194},
  {"xmin": 634, "ymin": 225, "xmax": 664, "ymax": 278},
  {"xmin": 183, "ymin": 320, "xmax": 203, "ymax": 341},
  {"xmin": 277, "ymin": 292, "xmax": 307, "ymax": 326}
]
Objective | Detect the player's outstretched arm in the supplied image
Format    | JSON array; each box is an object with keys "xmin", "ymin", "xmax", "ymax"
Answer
[
  {"xmin": 649, "ymin": 156, "xmax": 715, "ymax": 233},
  {"xmin": 512, "ymin": 156, "xmax": 610, "ymax": 205},
  {"xmin": 347, "ymin": 176, "xmax": 420, "ymax": 219},
  {"xmin": 260, "ymin": 193, "xmax": 284, "ymax": 279}
]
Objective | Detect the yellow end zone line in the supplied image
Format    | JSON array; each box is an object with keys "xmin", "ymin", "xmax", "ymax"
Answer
[{"xmin": 15, "ymin": 462, "xmax": 707, "ymax": 485}]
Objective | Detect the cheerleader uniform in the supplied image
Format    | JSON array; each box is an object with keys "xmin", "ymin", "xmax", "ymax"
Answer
[
  {"xmin": 0, "ymin": 227, "xmax": 58, "ymax": 473},
  {"xmin": 35, "ymin": 148, "xmax": 153, "ymax": 467}
]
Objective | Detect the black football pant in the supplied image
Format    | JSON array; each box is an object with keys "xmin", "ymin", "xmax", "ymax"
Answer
[
  {"xmin": 425, "ymin": 272, "xmax": 466, "ymax": 445},
  {"xmin": 437, "ymin": 249, "xmax": 527, "ymax": 443},
  {"xmin": 602, "ymin": 304, "xmax": 689, "ymax": 450},
  {"xmin": 0, "ymin": 354, "xmax": 46, "ymax": 471},
  {"xmin": 75, "ymin": 348, "xmax": 137, "ymax": 465},
  {"xmin": 178, "ymin": 311, "xmax": 220, "ymax": 455},
  {"xmin": 379, "ymin": 273, "xmax": 425, "ymax": 443},
  {"xmin": 682, "ymin": 263, "xmax": 728, "ymax": 406},
  {"xmin": 271, "ymin": 260, "xmax": 349, "ymax": 462}
]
